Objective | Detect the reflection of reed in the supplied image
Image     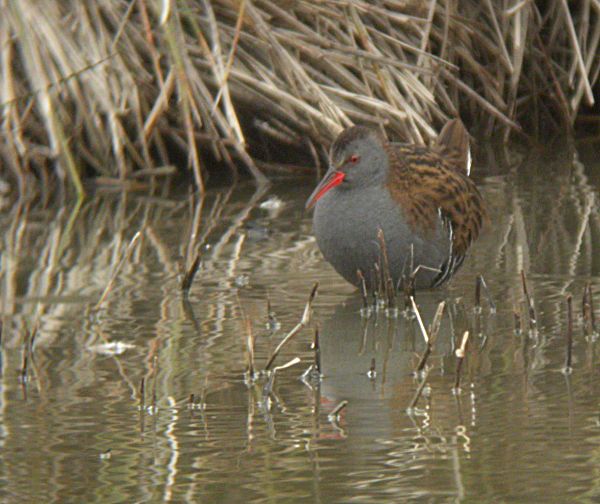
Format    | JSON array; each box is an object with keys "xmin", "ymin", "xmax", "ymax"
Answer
[
  {"xmin": 476, "ymin": 146, "xmax": 600, "ymax": 324},
  {"xmin": 2, "ymin": 153, "xmax": 600, "ymax": 372},
  {"xmin": 1, "ymin": 181, "xmax": 330, "ymax": 429},
  {"xmin": 2, "ymin": 154, "xmax": 600, "ymax": 500}
]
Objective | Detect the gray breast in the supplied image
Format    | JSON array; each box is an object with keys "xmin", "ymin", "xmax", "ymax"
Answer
[{"xmin": 313, "ymin": 185, "xmax": 451, "ymax": 290}]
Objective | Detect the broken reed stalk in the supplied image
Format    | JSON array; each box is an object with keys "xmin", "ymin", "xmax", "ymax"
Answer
[
  {"xmin": 416, "ymin": 341, "xmax": 433, "ymax": 375},
  {"xmin": 181, "ymin": 252, "xmax": 201, "ymax": 293},
  {"xmin": 94, "ymin": 231, "xmax": 141, "ymax": 311},
  {"xmin": 430, "ymin": 302, "xmax": 446, "ymax": 340},
  {"xmin": 416, "ymin": 301, "xmax": 446, "ymax": 373},
  {"xmin": 356, "ymin": 269, "xmax": 370, "ymax": 316},
  {"xmin": 410, "ymin": 296, "xmax": 429, "ymax": 345},
  {"xmin": 263, "ymin": 357, "xmax": 301, "ymax": 397},
  {"xmin": 374, "ymin": 263, "xmax": 384, "ymax": 306},
  {"xmin": 565, "ymin": 294, "xmax": 573, "ymax": 371},
  {"xmin": 408, "ymin": 367, "xmax": 431, "ymax": 410},
  {"xmin": 454, "ymin": 331, "xmax": 470, "ymax": 390},
  {"xmin": 520, "ymin": 270, "xmax": 537, "ymax": 331},
  {"xmin": 403, "ymin": 274, "xmax": 417, "ymax": 311},
  {"xmin": 264, "ymin": 282, "xmax": 318, "ymax": 371},
  {"xmin": 377, "ymin": 229, "xmax": 396, "ymax": 312},
  {"xmin": 329, "ymin": 400, "xmax": 348, "ymax": 420}
]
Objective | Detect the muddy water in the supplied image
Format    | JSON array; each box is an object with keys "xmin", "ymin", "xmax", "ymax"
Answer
[{"xmin": 2, "ymin": 144, "xmax": 600, "ymax": 503}]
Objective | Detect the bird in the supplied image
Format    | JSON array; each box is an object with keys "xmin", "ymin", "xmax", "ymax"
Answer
[{"xmin": 305, "ymin": 119, "xmax": 486, "ymax": 291}]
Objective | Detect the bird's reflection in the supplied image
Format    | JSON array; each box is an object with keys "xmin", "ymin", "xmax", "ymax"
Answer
[{"xmin": 318, "ymin": 292, "xmax": 454, "ymax": 402}]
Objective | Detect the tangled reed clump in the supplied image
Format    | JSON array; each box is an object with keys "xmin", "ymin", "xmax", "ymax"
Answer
[{"xmin": 1, "ymin": 1, "xmax": 599, "ymax": 197}]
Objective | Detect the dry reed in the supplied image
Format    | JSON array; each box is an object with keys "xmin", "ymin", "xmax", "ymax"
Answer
[
  {"xmin": 2, "ymin": 1, "xmax": 599, "ymax": 197},
  {"xmin": 264, "ymin": 282, "xmax": 318, "ymax": 371},
  {"xmin": 454, "ymin": 330, "xmax": 470, "ymax": 390},
  {"xmin": 415, "ymin": 300, "xmax": 446, "ymax": 373}
]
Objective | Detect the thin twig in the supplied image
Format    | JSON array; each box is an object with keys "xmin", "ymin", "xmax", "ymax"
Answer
[
  {"xmin": 328, "ymin": 400, "xmax": 348, "ymax": 420},
  {"xmin": 181, "ymin": 252, "xmax": 202, "ymax": 293},
  {"xmin": 357, "ymin": 269, "xmax": 371, "ymax": 317},
  {"xmin": 454, "ymin": 331, "xmax": 470, "ymax": 390},
  {"xmin": 263, "ymin": 357, "xmax": 301, "ymax": 396},
  {"xmin": 264, "ymin": 282, "xmax": 318, "ymax": 371},
  {"xmin": 410, "ymin": 296, "xmax": 429, "ymax": 344},
  {"xmin": 402, "ymin": 273, "xmax": 417, "ymax": 312},
  {"xmin": 416, "ymin": 301, "xmax": 446, "ymax": 372},
  {"xmin": 374, "ymin": 263, "xmax": 384, "ymax": 306}
]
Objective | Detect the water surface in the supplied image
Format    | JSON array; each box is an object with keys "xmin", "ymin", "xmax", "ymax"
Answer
[{"xmin": 2, "ymin": 144, "xmax": 600, "ymax": 502}]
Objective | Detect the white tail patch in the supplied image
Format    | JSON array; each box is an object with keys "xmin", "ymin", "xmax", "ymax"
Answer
[{"xmin": 466, "ymin": 144, "xmax": 472, "ymax": 176}]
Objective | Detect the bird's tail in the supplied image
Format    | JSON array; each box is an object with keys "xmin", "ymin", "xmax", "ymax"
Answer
[{"xmin": 435, "ymin": 119, "xmax": 472, "ymax": 176}]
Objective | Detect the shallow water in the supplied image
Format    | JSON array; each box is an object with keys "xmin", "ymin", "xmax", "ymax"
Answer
[{"xmin": 2, "ymin": 143, "xmax": 600, "ymax": 503}]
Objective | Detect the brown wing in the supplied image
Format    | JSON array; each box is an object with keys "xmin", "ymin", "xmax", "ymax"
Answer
[
  {"xmin": 385, "ymin": 143, "xmax": 486, "ymax": 261},
  {"xmin": 434, "ymin": 119, "xmax": 471, "ymax": 175}
]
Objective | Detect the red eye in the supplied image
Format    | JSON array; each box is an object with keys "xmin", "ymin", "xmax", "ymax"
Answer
[{"xmin": 350, "ymin": 154, "xmax": 360, "ymax": 163}]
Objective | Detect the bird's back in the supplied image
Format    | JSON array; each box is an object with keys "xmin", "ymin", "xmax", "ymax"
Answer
[{"xmin": 385, "ymin": 122, "xmax": 485, "ymax": 285}]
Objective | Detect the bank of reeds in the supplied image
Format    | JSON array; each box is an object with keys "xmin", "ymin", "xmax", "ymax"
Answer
[{"xmin": 2, "ymin": 1, "xmax": 599, "ymax": 197}]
